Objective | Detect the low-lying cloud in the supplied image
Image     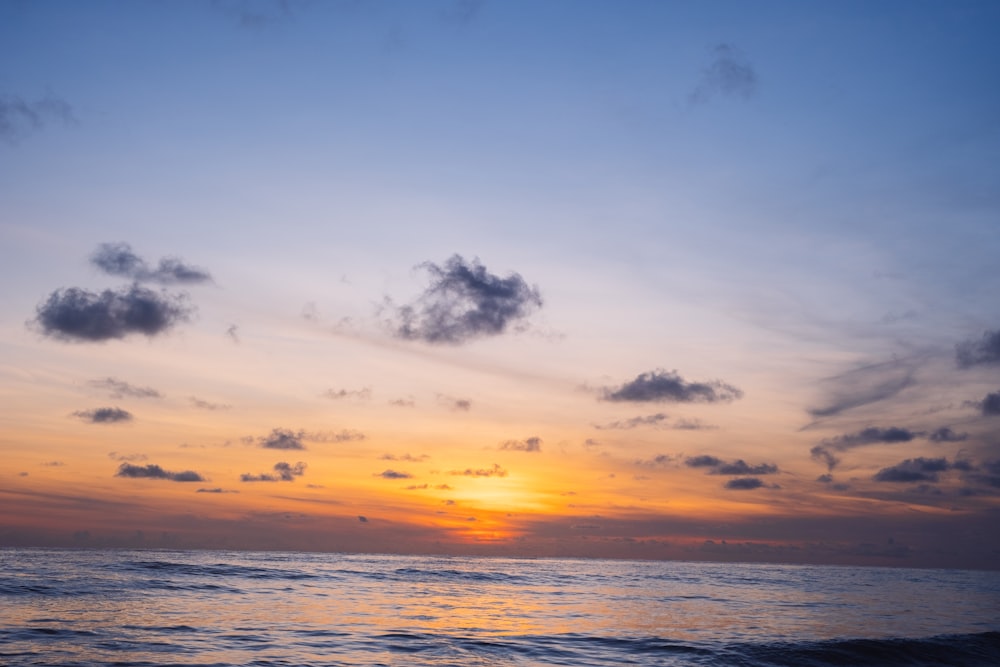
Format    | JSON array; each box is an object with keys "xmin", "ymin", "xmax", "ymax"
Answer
[
  {"xmin": 90, "ymin": 242, "xmax": 212, "ymax": 285},
  {"xmin": 116, "ymin": 462, "xmax": 204, "ymax": 482},
  {"xmin": 685, "ymin": 455, "xmax": 778, "ymax": 475},
  {"xmin": 499, "ymin": 436, "xmax": 542, "ymax": 452},
  {"xmin": 388, "ymin": 255, "xmax": 542, "ymax": 345},
  {"xmin": 88, "ymin": 377, "xmax": 162, "ymax": 399},
  {"xmin": 240, "ymin": 461, "xmax": 306, "ymax": 482},
  {"xmin": 33, "ymin": 285, "xmax": 193, "ymax": 342},
  {"xmin": 449, "ymin": 463, "xmax": 507, "ymax": 477},
  {"xmin": 956, "ymin": 329, "xmax": 1000, "ymax": 368},
  {"xmin": 600, "ymin": 369, "xmax": 743, "ymax": 404},
  {"xmin": 73, "ymin": 407, "xmax": 133, "ymax": 424}
]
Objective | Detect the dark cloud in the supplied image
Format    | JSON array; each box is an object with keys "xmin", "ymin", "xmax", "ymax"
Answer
[
  {"xmin": 927, "ymin": 426, "xmax": 968, "ymax": 442},
  {"xmin": 685, "ymin": 455, "xmax": 777, "ymax": 475},
  {"xmin": 322, "ymin": 387, "xmax": 372, "ymax": 400},
  {"xmin": 449, "ymin": 463, "xmax": 507, "ymax": 477},
  {"xmin": 594, "ymin": 413, "xmax": 669, "ymax": 430},
  {"xmin": 873, "ymin": 457, "xmax": 950, "ymax": 483},
  {"xmin": 725, "ymin": 477, "xmax": 765, "ymax": 490},
  {"xmin": 88, "ymin": 377, "xmax": 162, "ymax": 399},
  {"xmin": 259, "ymin": 428, "xmax": 305, "ymax": 450},
  {"xmin": 190, "ymin": 397, "xmax": 232, "ymax": 411},
  {"xmin": 388, "ymin": 255, "xmax": 542, "ymax": 345},
  {"xmin": 811, "ymin": 426, "xmax": 921, "ymax": 472},
  {"xmin": 600, "ymin": 369, "xmax": 742, "ymax": 404},
  {"xmin": 976, "ymin": 391, "xmax": 1000, "ymax": 416},
  {"xmin": 808, "ymin": 359, "xmax": 916, "ymax": 418},
  {"xmin": 714, "ymin": 460, "xmax": 778, "ymax": 476},
  {"xmin": 358, "ymin": 515, "xmax": 368, "ymax": 523},
  {"xmin": 377, "ymin": 469, "xmax": 413, "ymax": 479},
  {"xmin": 90, "ymin": 242, "xmax": 212, "ymax": 285},
  {"xmin": 685, "ymin": 455, "xmax": 722, "ymax": 468},
  {"xmin": 499, "ymin": 436, "xmax": 542, "ymax": 452},
  {"xmin": 0, "ymin": 93, "xmax": 75, "ymax": 142},
  {"xmin": 32, "ymin": 284, "xmax": 193, "ymax": 342},
  {"xmin": 956, "ymin": 329, "xmax": 1000, "ymax": 368},
  {"xmin": 197, "ymin": 488, "xmax": 238, "ymax": 494},
  {"xmin": 116, "ymin": 463, "xmax": 204, "ymax": 482},
  {"xmin": 73, "ymin": 407, "xmax": 133, "ymax": 424},
  {"xmin": 240, "ymin": 461, "xmax": 306, "ymax": 482},
  {"xmin": 690, "ymin": 43, "xmax": 757, "ymax": 104}
]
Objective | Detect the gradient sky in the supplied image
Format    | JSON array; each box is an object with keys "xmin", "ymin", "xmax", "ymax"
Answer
[{"xmin": 3, "ymin": 0, "xmax": 1000, "ymax": 569}]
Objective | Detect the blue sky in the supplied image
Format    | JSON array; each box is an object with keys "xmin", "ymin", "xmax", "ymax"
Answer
[{"xmin": 2, "ymin": 0, "xmax": 1000, "ymax": 567}]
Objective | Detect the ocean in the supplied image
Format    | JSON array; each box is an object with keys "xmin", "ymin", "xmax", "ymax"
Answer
[{"xmin": 1, "ymin": 549, "xmax": 998, "ymax": 666}]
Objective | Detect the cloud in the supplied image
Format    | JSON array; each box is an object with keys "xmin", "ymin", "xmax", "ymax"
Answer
[
  {"xmin": 306, "ymin": 429, "xmax": 366, "ymax": 443},
  {"xmin": 358, "ymin": 515, "xmax": 368, "ymax": 523},
  {"xmin": 197, "ymin": 488, "xmax": 239, "ymax": 493},
  {"xmin": 725, "ymin": 477, "xmax": 766, "ymax": 490},
  {"xmin": 258, "ymin": 428, "xmax": 306, "ymax": 450},
  {"xmin": 0, "ymin": 93, "xmax": 75, "ymax": 142},
  {"xmin": 73, "ymin": 407, "xmax": 133, "ymax": 424},
  {"xmin": 32, "ymin": 284, "xmax": 193, "ymax": 342},
  {"xmin": 690, "ymin": 43, "xmax": 757, "ymax": 104},
  {"xmin": 90, "ymin": 242, "xmax": 212, "ymax": 285},
  {"xmin": 928, "ymin": 427, "xmax": 968, "ymax": 442},
  {"xmin": 387, "ymin": 255, "xmax": 542, "ymax": 344},
  {"xmin": 635, "ymin": 454, "xmax": 677, "ymax": 468},
  {"xmin": 594, "ymin": 413, "xmax": 669, "ymax": 430},
  {"xmin": 437, "ymin": 394, "xmax": 472, "ymax": 411},
  {"xmin": 873, "ymin": 457, "xmax": 950, "ymax": 483},
  {"xmin": 109, "ymin": 451, "xmax": 147, "ymax": 462},
  {"xmin": 807, "ymin": 359, "xmax": 916, "ymax": 418},
  {"xmin": 499, "ymin": 436, "xmax": 542, "ymax": 452},
  {"xmin": 974, "ymin": 391, "xmax": 1000, "ymax": 416},
  {"xmin": 240, "ymin": 461, "xmax": 306, "ymax": 482},
  {"xmin": 322, "ymin": 387, "xmax": 372, "ymax": 400},
  {"xmin": 449, "ymin": 463, "xmax": 507, "ymax": 477},
  {"xmin": 115, "ymin": 463, "xmax": 204, "ymax": 482},
  {"xmin": 190, "ymin": 397, "xmax": 232, "ymax": 411},
  {"xmin": 380, "ymin": 453, "xmax": 428, "ymax": 462},
  {"xmin": 684, "ymin": 456, "xmax": 778, "ymax": 475},
  {"xmin": 672, "ymin": 418, "xmax": 717, "ymax": 431},
  {"xmin": 88, "ymin": 377, "xmax": 162, "ymax": 399},
  {"xmin": 390, "ymin": 398, "xmax": 416, "ymax": 407},
  {"xmin": 600, "ymin": 369, "xmax": 743, "ymax": 404},
  {"xmin": 377, "ymin": 469, "xmax": 413, "ymax": 479},
  {"xmin": 956, "ymin": 329, "xmax": 1000, "ymax": 368},
  {"xmin": 685, "ymin": 455, "xmax": 722, "ymax": 468},
  {"xmin": 811, "ymin": 426, "xmax": 921, "ymax": 472}
]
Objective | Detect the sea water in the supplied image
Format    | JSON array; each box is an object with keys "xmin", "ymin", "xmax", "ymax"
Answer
[{"xmin": 1, "ymin": 548, "xmax": 998, "ymax": 666}]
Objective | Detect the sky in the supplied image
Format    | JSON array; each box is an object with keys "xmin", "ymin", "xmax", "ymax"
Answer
[{"xmin": 2, "ymin": 0, "xmax": 1000, "ymax": 570}]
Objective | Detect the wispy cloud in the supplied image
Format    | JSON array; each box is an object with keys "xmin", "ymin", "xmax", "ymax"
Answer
[
  {"xmin": 684, "ymin": 456, "xmax": 778, "ymax": 475},
  {"xmin": 32, "ymin": 285, "xmax": 193, "ymax": 342},
  {"xmin": 449, "ymin": 463, "xmax": 507, "ymax": 477},
  {"xmin": 386, "ymin": 255, "xmax": 542, "ymax": 345},
  {"xmin": 211, "ymin": 0, "xmax": 295, "ymax": 28},
  {"xmin": 690, "ymin": 43, "xmax": 757, "ymax": 104},
  {"xmin": 88, "ymin": 377, "xmax": 162, "ymax": 399},
  {"xmin": 197, "ymin": 488, "xmax": 239, "ymax": 494},
  {"xmin": 73, "ymin": 407, "xmax": 133, "ymax": 424},
  {"xmin": 956, "ymin": 329, "xmax": 1000, "ymax": 368},
  {"xmin": 499, "ymin": 436, "xmax": 542, "ymax": 452},
  {"xmin": 810, "ymin": 426, "xmax": 936, "ymax": 472},
  {"xmin": 0, "ymin": 93, "xmax": 75, "ymax": 142},
  {"xmin": 380, "ymin": 453, "xmax": 428, "ymax": 462},
  {"xmin": 116, "ymin": 462, "xmax": 204, "ymax": 482},
  {"xmin": 190, "ymin": 397, "xmax": 232, "ymax": 411},
  {"xmin": 322, "ymin": 387, "xmax": 372, "ymax": 400},
  {"xmin": 240, "ymin": 461, "xmax": 306, "ymax": 482},
  {"xmin": 807, "ymin": 359, "xmax": 916, "ymax": 418},
  {"xmin": 594, "ymin": 413, "xmax": 669, "ymax": 430},
  {"xmin": 90, "ymin": 242, "xmax": 212, "ymax": 285},
  {"xmin": 600, "ymin": 369, "xmax": 742, "ymax": 404}
]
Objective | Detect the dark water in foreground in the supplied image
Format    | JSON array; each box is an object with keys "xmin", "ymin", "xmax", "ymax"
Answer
[{"xmin": 1, "ymin": 549, "xmax": 998, "ymax": 666}]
